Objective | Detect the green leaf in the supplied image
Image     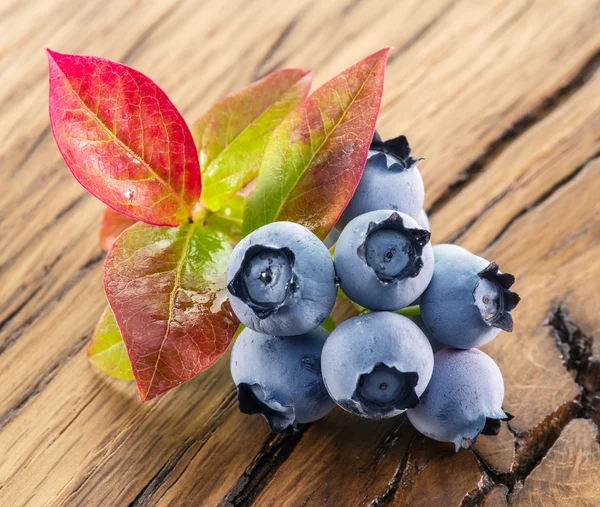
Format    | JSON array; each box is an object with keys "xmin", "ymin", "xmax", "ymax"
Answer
[
  {"xmin": 194, "ymin": 69, "xmax": 312, "ymax": 212},
  {"xmin": 87, "ymin": 306, "xmax": 134, "ymax": 380},
  {"xmin": 205, "ymin": 194, "xmax": 244, "ymax": 241},
  {"xmin": 243, "ymin": 48, "xmax": 390, "ymax": 239},
  {"xmin": 104, "ymin": 222, "xmax": 239, "ymax": 401},
  {"xmin": 321, "ymin": 315, "xmax": 336, "ymax": 332}
]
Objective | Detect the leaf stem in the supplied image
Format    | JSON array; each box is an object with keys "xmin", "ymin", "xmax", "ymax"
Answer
[{"xmin": 359, "ymin": 304, "xmax": 420, "ymax": 317}]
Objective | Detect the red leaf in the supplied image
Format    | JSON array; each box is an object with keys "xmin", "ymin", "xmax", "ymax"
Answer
[
  {"xmin": 243, "ymin": 48, "xmax": 390, "ymax": 239},
  {"xmin": 104, "ymin": 222, "xmax": 238, "ymax": 401},
  {"xmin": 99, "ymin": 207, "xmax": 137, "ymax": 251},
  {"xmin": 47, "ymin": 50, "xmax": 201, "ymax": 226}
]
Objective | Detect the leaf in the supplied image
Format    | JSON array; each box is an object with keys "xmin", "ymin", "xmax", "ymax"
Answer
[
  {"xmin": 193, "ymin": 69, "xmax": 311, "ymax": 211},
  {"xmin": 321, "ymin": 315, "xmax": 336, "ymax": 332},
  {"xmin": 242, "ymin": 48, "xmax": 390, "ymax": 239},
  {"xmin": 99, "ymin": 207, "xmax": 137, "ymax": 251},
  {"xmin": 87, "ymin": 306, "xmax": 134, "ymax": 380},
  {"xmin": 104, "ymin": 222, "xmax": 238, "ymax": 401},
  {"xmin": 205, "ymin": 194, "xmax": 244, "ymax": 241},
  {"xmin": 47, "ymin": 50, "xmax": 201, "ymax": 226}
]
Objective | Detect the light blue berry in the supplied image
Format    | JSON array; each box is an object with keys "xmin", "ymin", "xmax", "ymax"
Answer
[
  {"xmin": 321, "ymin": 312, "xmax": 434, "ymax": 420},
  {"xmin": 227, "ymin": 222, "xmax": 337, "ymax": 336},
  {"xmin": 231, "ymin": 326, "xmax": 335, "ymax": 432}
]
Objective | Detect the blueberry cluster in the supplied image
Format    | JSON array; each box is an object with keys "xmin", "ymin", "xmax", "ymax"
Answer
[{"xmin": 227, "ymin": 133, "xmax": 520, "ymax": 451}]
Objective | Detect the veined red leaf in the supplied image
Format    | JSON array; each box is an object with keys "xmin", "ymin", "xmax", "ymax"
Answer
[
  {"xmin": 193, "ymin": 69, "xmax": 311, "ymax": 211},
  {"xmin": 87, "ymin": 306, "xmax": 134, "ymax": 380},
  {"xmin": 99, "ymin": 207, "xmax": 137, "ymax": 251},
  {"xmin": 104, "ymin": 222, "xmax": 238, "ymax": 401},
  {"xmin": 243, "ymin": 48, "xmax": 390, "ymax": 239},
  {"xmin": 47, "ymin": 50, "xmax": 201, "ymax": 226}
]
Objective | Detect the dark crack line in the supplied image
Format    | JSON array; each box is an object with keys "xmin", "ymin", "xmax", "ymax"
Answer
[
  {"xmin": 0, "ymin": 286, "xmax": 41, "ymax": 333},
  {"xmin": 218, "ymin": 426, "xmax": 309, "ymax": 506},
  {"xmin": 0, "ymin": 332, "xmax": 89, "ymax": 430},
  {"xmin": 0, "ymin": 251, "xmax": 104, "ymax": 358},
  {"xmin": 136, "ymin": 391, "xmax": 238, "ymax": 504},
  {"xmin": 120, "ymin": 0, "xmax": 186, "ymax": 64},
  {"xmin": 470, "ymin": 448, "xmax": 512, "ymax": 497},
  {"xmin": 11, "ymin": 126, "xmax": 52, "ymax": 176},
  {"xmin": 368, "ymin": 436, "xmax": 413, "ymax": 507},
  {"xmin": 252, "ymin": 15, "xmax": 299, "ymax": 80},
  {"xmin": 427, "ymin": 46, "xmax": 600, "ymax": 217},
  {"xmin": 546, "ymin": 304, "xmax": 598, "ymax": 418},
  {"xmin": 483, "ymin": 151, "xmax": 600, "ymax": 249},
  {"xmin": 128, "ymin": 439, "xmax": 197, "ymax": 507},
  {"xmin": 388, "ymin": 0, "xmax": 459, "ymax": 65}
]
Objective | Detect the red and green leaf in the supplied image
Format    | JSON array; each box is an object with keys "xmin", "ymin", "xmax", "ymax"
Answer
[
  {"xmin": 193, "ymin": 69, "xmax": 311, "ymax": 211},
  {"xmin": 87, "ymin": 306, "xmax": 133, "ymax": 380},
  {"xmin": 205, "ymin": 194, "xmax": 244, "ymax": 242},
  {"xmin": 99, "ymin": 207, "xmax": 137, "ymax": 251},
  {"xmin": 242, "ymin": 48, "xmax": 390, "ymax": 239},
  {"xmin": 47, "ymin": 50, "xmax": 201, "ymax": 227},
  {"xmin": 104, "ymin": 222, "xmax": 238, "ymax": 401}
]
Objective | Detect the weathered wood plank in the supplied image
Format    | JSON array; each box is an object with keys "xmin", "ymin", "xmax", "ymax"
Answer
[
  {"xmin": 511, "ymin": 419, "xmax": 600, "ymax": 506},
  {"xmin": 1, "ymin": 0, "xmax": 599, "ymax": 505}
]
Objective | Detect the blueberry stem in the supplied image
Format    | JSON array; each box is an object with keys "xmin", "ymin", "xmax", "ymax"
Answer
[
  {"xmin": 358, "ymin": 304, "xmax": 421, "ymax": 317},
  {"xmin": 395, "ymin": 305, "xmax": 421, "ymax": 317}
]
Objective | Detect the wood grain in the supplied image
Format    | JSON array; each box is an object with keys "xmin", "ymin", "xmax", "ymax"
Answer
[
  {"xmin": 511, "ymin": 419, "xmax": 600, "ymax": 506},
  {"xmin": 1, "ymin": 0, "xmax": 599, "ymax": 505}
]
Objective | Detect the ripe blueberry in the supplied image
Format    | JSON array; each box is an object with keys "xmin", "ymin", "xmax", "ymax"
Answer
[
  {"xmin": 420, "ymin": 251, "xmax": 520, "ymax": 348},
  {"xmin": 231, "ymin": 326, "xmax": 335, "ymax": 432},
  {"xmin": 334, "ymin": 210, "xmax": 434, "ymax": 310},
  {"xmin": 407, "ymin": 348, "xmax": 512, "ymax": 451},
  {"xmin": 321, "ymin": 312, "xmax": 434, "ymax": 420},
  {"xmin": 416, "ymin": 209, "xmax": 430, "ymax": 231},
  {"xmin": 433, "ymin": 243, "xmax": 472, "ymax": 264},
  {"xmin": 338, "ymin": 132, "xmax": 424, "ymax": 228},
  {"xmin": 410, "ymin": 315, "xmax": 445, "ymax": 353},
  {"xmin": 227, "ymin": 221, "xmax": 337, "ymax": 336}
]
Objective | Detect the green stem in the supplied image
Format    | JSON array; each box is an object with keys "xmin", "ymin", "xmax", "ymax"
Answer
[
  {"xmin": 395, "ymin": 305, "xmax": 421, "ymax": 317},
  {"xmin": 359, "ymin": 304, "xmax": 421, "ymax": 317}
]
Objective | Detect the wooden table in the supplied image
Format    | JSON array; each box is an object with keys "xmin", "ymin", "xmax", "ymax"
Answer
[{"xmin": 2, "ymin": 0, "xmax": 600, "ymax": 505}]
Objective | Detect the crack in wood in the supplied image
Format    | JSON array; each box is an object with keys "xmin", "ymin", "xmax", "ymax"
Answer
[
  {"xmin": 367, "ymin": 437, "xmax": 413, "ymax": 506},
  {"xmin": 11, "ymin": 126, "xmax": 52, "ymax": 176},
  {"xmin": 483, "ymin": 152, "xmax": 600, "ymax": 249},
  {"xmin": 0, "ymin": 286, "xmax": 41, "ymax": 333},
  {"xmin": 427, "ymin": 46, "xmax": 600, "ymax": 217},
  {"xmin": 547, "ymin": 304, "xmax": 599, "ymax": 419},
  {"xmin": 134, "ymin": 391, "xmax": 239, "ymax": 505},
  {"xmin": 0, "ymin": 251, "xmax": 103, "ymax": 358},
  {"xmin": 129, "ymin": 439, "xmax": 197, "ymax": 507},
  {"xmin": 474, "ymin": 304, "xmax": 600, "ymax": 495},
  {"xmin": 252, "ymin": 15, "xmax": 299, "ymax": 80},
  {"xmin": 387, "ymin": 0, "xmax": 458, "ymax": 65},
  {"xmin": 120, "ymin": 0, "xmax": 186, "ymax": 65},
  {"xmin": 0, "ymin": 332, "xmax": 89, "ymax": 429},
  {"xmin": 469, "ymin": 449, "xmax": 511, "ymax": 502},
  {"xmin": 218, "ymin": 426, "xmax": 309, "ymax": 506}
]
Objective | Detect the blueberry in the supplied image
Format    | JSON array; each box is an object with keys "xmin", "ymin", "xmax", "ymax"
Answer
[
  {"xmin": 416, "ymin": 209, "xmax": 430, "ymax": 231},
  {"xmin": 433, "ymin": 243, "xmax": 473, "ymax": 264},
  {"xmin": 321, "ymin": 312, "xmax": 434, "ymax": 419},
  {"xmin": 227, "ymin": 221, "xmax": 337, "ymax": 336},
  {"xmin": 420, "ymin": 252, "xmax": 520, "ymax": 348},
  {"xmin": 338, "ymin": 133, "xmax": 424, "ymax": 228},
  {"xmin": 334, "ymin": 210, "xmax": 434, "ymax": 310},
  {"xmin": 410, "ymin": 315, "xmax": 445, "ymax": 353},
  {"xmin": 231, "ymin": 326, "xmax": 335, "ymax": 432},
  {"xmin": 407, "ymin": 348, "xmax": 512, "ymax": 451}
]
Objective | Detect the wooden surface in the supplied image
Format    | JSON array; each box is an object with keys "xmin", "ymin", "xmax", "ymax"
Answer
[{"xmin": 1, "ymin": 0, "xmax": 599, "ymax": 505}]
